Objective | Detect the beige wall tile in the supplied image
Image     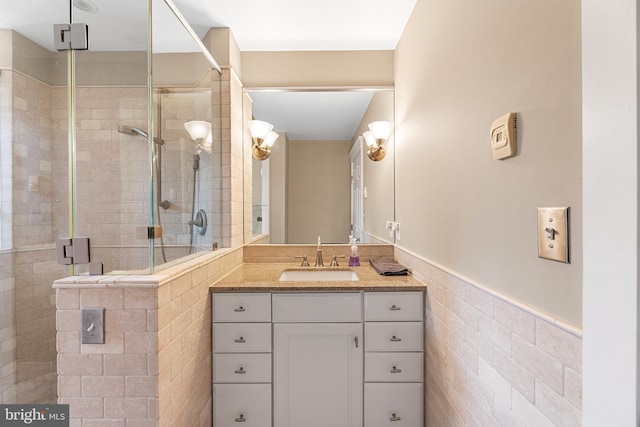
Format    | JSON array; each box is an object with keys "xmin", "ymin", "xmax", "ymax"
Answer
[
  {"xmin": 512, "ymin": 390, "xmax": 555, "ymax": 427},
  {"xmin": 123, "ymin": 289, "xmax": 156, "ymax": 310},
  {"xmin": 465, "ymin": 285, "xmax": 494, "ymax": 317},
  {"xmin": 494, "ymin": 299, "xmax": 536, "ymax": 343},
  {"xmin": 478, "ymin": 313, "xmax": 512, "ymax": 355},
  {"xmin": 82, "ymin": 376, "xmax": 125, "ymax": 397},
  {"xmin": 105, "ymin": 310, "xmax": 148, "ymax": 333},
  {"xmin": 511, "ymin": 334, "xmax": 563, "ymax": 394},
  {"xmin": 58, "ymin": 375, "xmax": 82, "ymax": 397},
  {"xmin": 536, "ymin": 318, "xmax": 582, "ymax": 373},
  {"xmin": 103, "ymin": 354, "xmax": 148, "ymax": 376},
  {"xmin": 478, "ymin": 358, "xmax": 512, "ymax": 407},
  {"xmin": 81, "ymin": 333, "xmax": 124, "ymax": 355},
  {"xmin": 124, "ymin": 332, "xmax": 156, "ymax": 354},
  {"xmin": 59, "ymin": 397, "xmax": 104, "ymax": 419},
  {"xmin": 80, "ymin": 289, "xmax": 124, "ymax": 310},
  {"xmin": 57, "ymin": 331, "xmax": 80, "ymax": 354},
  {"xmin": 58, "ymin": 354, "xmax": 103, "ymax": 375},
  {"xmin": 534, "ymin": 379, "xmax": 581, "ymax": 426},
  {"xmin": 563, "ymin": 367, "xmax": 582, "ymax": 410},
  {"xmin": 104, "ymin": 397, "xmax": 148, "ymax": 419},
  {"xmin": 83, "ymin": 420, "xmax": 125, "ymax": 427},
  {"xmin": 57, "ymin": 289, "xmax": 80, "ymax": 309},
  {"xmin": 57, "ymin": 310, "xmax": 81, "ymax": 332},
  {"xmin": 125, "ymin": 376, "xmax": 157, "ymax": 397},
  {"xmin": 493, "ymin": 347, "xmax": 535, "ymax": 402}
]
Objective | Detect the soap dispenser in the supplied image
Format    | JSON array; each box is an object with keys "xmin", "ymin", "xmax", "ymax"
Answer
[{"xmin": 348, "ymin": 235, "xmax": 360, "ymax": 267}]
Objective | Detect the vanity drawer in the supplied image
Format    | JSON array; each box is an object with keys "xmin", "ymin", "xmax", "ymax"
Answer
[
  {"xmin": 364, "ymin": 292, "xmax": 423, "ymax": 321},
  {"xmin": 365, "ymin": 383, "xmax": 423, "ymax": 427},
  {"xmin": 272, "ymin": 293, "xmax": 362, "ymax": 322},
  {"xmin": 213, "ymin": 323, "xmax": 272, "ymax": 353},
  {"xmin": 213, "ymin": 293, "xmax": 272, "ymax": 322},
  {"xmin": 213, "ymin": 353, "xmax": 272, "ymax": 383},
  {"xmin": 214, "ymin": 383, "xmax": 271, "ymax": 427},
  {"xmin": 365, "ymin": 322, "xmax": 423, "ymax": 352},
  {"xmin": 365, "ymin": 352, "xmax": 423, "ymax": 382}
]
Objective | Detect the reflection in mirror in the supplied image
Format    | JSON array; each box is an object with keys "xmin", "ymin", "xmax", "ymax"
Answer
[{"xmin": 245, "ymin": 89, "xmax": 395, "ymax": 245}]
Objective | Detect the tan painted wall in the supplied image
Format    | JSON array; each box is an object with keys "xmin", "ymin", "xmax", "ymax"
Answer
[
  {"xmin": 241, "ymin": 50, "xmax": 394, "ymax": 88},
  {"xmin": 287, "ymin": 139, "xmax": 351, "ymax": 244},
  {"xmin": 394, "ymin": 0, "xmax": 582, "ymax": 325}
]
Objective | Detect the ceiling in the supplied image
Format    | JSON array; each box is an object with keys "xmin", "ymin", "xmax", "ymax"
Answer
[{"xmin": 0, "ymin": 0, "xmax": 416, "ymax": 140}]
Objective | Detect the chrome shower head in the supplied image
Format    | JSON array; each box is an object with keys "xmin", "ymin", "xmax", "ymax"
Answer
[
  {"xmin": 118, "ymin": 125, "xmax": 149, "ymax": 139},
  {"xmin": 117, "ymin": 125, "xmax": 165, "ymax": 145}
]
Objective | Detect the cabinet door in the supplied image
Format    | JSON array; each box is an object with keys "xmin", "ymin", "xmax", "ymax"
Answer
[{"xmin": 274, "ymin": 323, "xmax": 363, "ymax": 427}]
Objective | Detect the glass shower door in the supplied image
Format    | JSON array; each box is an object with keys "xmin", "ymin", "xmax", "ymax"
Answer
[
  {"xmin": 0, "ymin": 0, "xmax": 71, "ymax": 404},
  {"xmin": 72, "ymin": 1, "xmax": 153, "ymax": 274}
]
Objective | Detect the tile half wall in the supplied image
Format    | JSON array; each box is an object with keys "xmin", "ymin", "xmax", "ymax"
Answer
[{"xmin": 394, "ymin": 246, "xmax": 582, "ymax": 427}]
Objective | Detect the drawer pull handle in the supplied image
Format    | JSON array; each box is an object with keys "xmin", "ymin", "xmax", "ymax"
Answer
[
  {"xmin": 390, "ymin": 304, "xmax": 402, "ymax": 311},
  {"xmin": 234, "ymin": 306, "xmax": 246, "ymax": 312},
  {"xmin": 390, "ymin": 366, "xmax": 402, "ymax": 374},
  {"xmin": 390, "ymin": 413, "xmax": 401, "ymax": 422},
  {"xmin": 390, "ymin": 335, "xmax": 402, "ymax": 342},
  {"xmin": 235, "ymin": 414, "xmax": 247, "ymax": 423},
  {"xmin": 234, "ymin": 336, "xmax": 246, "ymax": 343},
  {"xmin": 354, "ymin": 336, "xmax": 359, "ymax": 348},
  {"xmin": 234, "ymin": 366, "xmax": 246, "ymax": 374}
]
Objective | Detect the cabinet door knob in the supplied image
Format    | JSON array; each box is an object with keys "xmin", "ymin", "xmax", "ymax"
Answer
[
  {"xmin": 234, "ymin": 366, "xmax": 246, "ymax": 374},
  {"xmin": 234, "ymin": 306, "xmax": 246, "ymax": 312},
  {"xmin": 390, "ymin": 335, "xmax": 402, "ymax": 342},
  {"xmin": 390, "ymin": 304, "xmax": 401, "ymax": 311},
  {"xmin": 235, "ymin": 414, "xmax": 247, "ymax": 423},
  {"xmin": 390, "ymin": 366, "xmax": 402, "ymax": 374},
  {"xmin": 234, "ymin": 336, "xmax": 246, "ymax": 343},
  {"xmin": 390, "ymin": 413, "xmax": 401, "ymax": 422}
]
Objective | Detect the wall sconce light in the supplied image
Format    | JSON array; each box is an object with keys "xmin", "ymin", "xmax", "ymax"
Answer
[
  {"xmin": 184, "ymin": 120, "xmax": 212, "ymax": 151},
  {"xmin": 249, "ymin": 119, "xmax": 279, "ymax": 160},
  {"xmin": 364, "ymin": 121, "xmax": 393, "ymax": 161}
]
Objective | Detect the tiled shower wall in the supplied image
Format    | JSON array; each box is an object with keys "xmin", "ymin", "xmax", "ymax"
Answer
[
  {"xmin": 59, "ymin": 82, "xmax": 222, "ymax": 273},
  {"xmin": 395, "ymin": 247, "xmax": 582, "ymax": 427},
  {"xmin": 0, "ymin": 69, "xmax": 69, "ymax": 404}
]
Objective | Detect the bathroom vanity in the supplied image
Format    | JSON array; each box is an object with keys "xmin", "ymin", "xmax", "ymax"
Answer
[{"xmin": 210, "ymin": 263, "xmax": 425, "ymax": 427}]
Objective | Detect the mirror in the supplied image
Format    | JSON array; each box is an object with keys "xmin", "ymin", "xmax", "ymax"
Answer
[{"xmin": 245, "ymin": 88, "xmax": 395, "ymax": 244}]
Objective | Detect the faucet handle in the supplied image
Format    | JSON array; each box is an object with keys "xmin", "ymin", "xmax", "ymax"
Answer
[
  {"xmin": 295, "ymin": 255, "xmax": 310, "ymax": 267},
  {"xmin": 330, "ymin": 255, "xmax": 346, "ymax": 267}
]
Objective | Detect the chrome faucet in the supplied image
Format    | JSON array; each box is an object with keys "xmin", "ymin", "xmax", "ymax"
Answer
[{"xmin": 315, "ymin": 236, "xmax": 324, "ymax": 267}]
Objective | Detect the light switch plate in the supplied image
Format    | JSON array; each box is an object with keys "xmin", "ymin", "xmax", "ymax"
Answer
[{"xmin": 537, "ymin": 207, "xmax": 569, "ymax": 263}]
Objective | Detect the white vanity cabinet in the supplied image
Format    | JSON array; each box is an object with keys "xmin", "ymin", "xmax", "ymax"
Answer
[
  {"xmin": 212, "ymin": 293, "xmax": 272, "ymax": 427},
  {"xmin": 212, "ymin": 289, "xmax": 424, "ymax": 427}
]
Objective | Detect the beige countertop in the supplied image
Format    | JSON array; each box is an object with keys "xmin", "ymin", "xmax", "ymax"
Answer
[{"xmin": 210, "ymin": 262, "xmax": 426, "ymax": 292}]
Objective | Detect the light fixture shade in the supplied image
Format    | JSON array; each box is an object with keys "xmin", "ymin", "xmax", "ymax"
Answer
[
  {"xmin": 248, "ymin": 120, "xmax": 274, "ymax": 139},
  {"xmin": 368, "ymin": 121, "xmax": 393, "ymax": 141},
  {"xmin": 184, "ymin": 120, "xmax": 212, "ymax": 140},
  {"xmin": 203, "ymin": 130, "xmax": 213, "ymax": 147},
  {"xmin": 363, "ymin": 131, "xmax": 377, "ymax": 148},
  {"xmin": 263, "ymin": 131, "xmax": 279, "ymax": 148}
]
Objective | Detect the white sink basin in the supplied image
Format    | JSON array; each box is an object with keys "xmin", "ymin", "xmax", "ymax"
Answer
[{"xmin": 278, "ymin": 269, "xmax": 359, "ymax": 282}]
